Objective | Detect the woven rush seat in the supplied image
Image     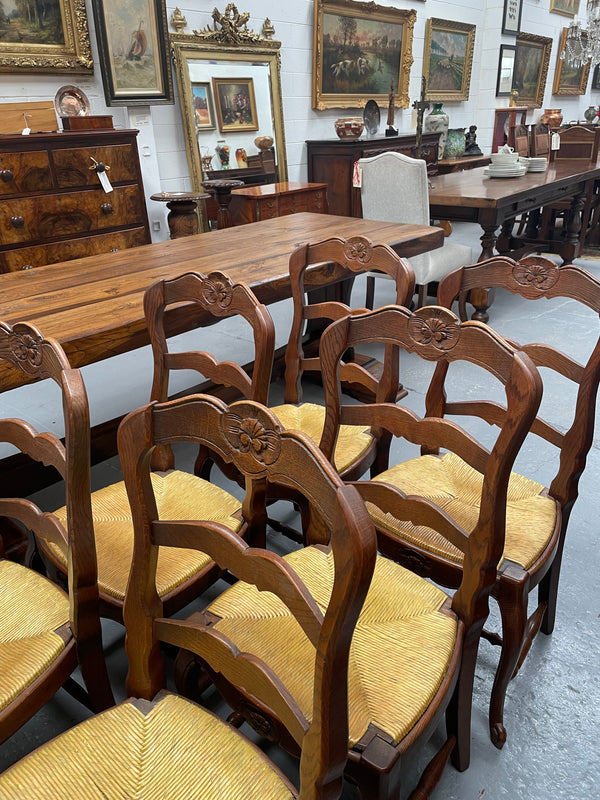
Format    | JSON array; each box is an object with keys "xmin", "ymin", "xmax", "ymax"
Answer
[
  {"xmin": 206, "ymin": 545, "xmax": 457, "ymax": 747},
  {"xmin": 48, "ymin": 471, "xmax": 242, "ymax": 600},
  {"xmin": 370, "ymin": 452, "xmax": 558, "ymax": 571},
  {"xmin": 0, "ymin": 561, "xmax": 70, "ymax": 711},
  {"xmin": 270, "ymin": 402, "xmax": 372, "ymax": 473},
  {"xmin": 0, "ymin": 692, "xmax": 295, "ymax": 799}
]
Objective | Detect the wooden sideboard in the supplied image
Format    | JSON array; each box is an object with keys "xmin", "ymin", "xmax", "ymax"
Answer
[
  {"xmin": 306, "ymin": 133, "xmax": 440, "ymax": 217},
  {"xmin": 0, "ymin": 129, "xmax": 150, "ymax": 273},
  {"xmin": 230, "ymin": 181, "xmax": 328, "ymax": 225}
]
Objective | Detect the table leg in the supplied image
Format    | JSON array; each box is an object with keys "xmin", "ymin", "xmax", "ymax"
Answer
[{"xmin": 468, "ymin": 216, "xmax": 499, "ymax": 323}]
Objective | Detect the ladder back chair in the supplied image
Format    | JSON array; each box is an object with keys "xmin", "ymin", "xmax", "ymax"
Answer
[
  {"xmin": 182, "ymin": 307, "xmax": 541, "ymax": 800},
  {"xmin": 0, "ymin": 321, "xmax": 114, "ymax": 746},
  {"xmin": 358, "ymin": 151, "xmax": 472, "ymax": 309},
  {"xmin": 529, "ymin": 122, "xmax": 550, "ymax": 158},
  {"xmin": 0, "ymin": 396, "xmax": 377, "ymax": 800},
  {"xmin": 37, "ymin": 272, "xmax": 264, "ymax": 623},
  {"xmin": 436, "ymin": 255, "xmax": 600, "ymax": 747},
  {"xmin": 512, "ymin": 124, "xmax": 530, "ymax": 157},
  {"xmin": 273, "ymin": 234, "xmax": 415, "ymax": 480}
]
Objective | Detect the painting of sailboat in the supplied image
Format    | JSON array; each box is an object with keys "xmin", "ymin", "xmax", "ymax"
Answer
[{"xmin": 93, "ymin": 0, "xmax": 172, "ymax": 104}]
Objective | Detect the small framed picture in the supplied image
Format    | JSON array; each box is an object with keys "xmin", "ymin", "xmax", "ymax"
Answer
[
  {"xmin": 550, "ymin": 0, "xmax": 581, "ymax": 18},
  {"xmin": 191, "ymin": 82, "xmax": 215, "ymax": 130},
  {"xmin": 212, "ymin": 77, "xmax": 259, "ymax": 133},
  {"xmin": 592, "ymin": 64, "xmax": 600, "ymax": 91},
  {"xmin": 502, "ymin": 0, "xmax": 523, "ymax": 36},
  {"xmin": 497, "ymin": 44, "xmax": 517, "ymax": 96}
]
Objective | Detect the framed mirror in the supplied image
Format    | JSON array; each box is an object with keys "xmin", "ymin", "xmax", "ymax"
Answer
[{"xmin": 171, "ymin": 6, "xmax": 287, "ymax": 231}]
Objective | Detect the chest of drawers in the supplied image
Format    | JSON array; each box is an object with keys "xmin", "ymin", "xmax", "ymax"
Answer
[
  {"xmin": 229, "ymin": 181, "xmax": 328, "ymax": 225},
  {"xmin": 0, "ymin": 129, "xmax": 150, "ymax": 272}
]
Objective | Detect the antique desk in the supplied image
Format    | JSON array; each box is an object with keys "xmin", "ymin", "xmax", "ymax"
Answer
[
  {"xmin": 428, "ymin": 160, "xmax": 600, "ymax": 320},
  {"xmin": 0, "ymin": 211, "xmax": 442, "ymax": 493}
]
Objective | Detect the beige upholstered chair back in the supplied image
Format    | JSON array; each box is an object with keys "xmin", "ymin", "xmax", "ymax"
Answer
[{"xmin": 359, "ymin": 151, "xmax": 430, "ymax": 228}]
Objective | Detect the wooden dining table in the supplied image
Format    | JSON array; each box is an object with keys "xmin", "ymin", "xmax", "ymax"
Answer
[
  {"xmin": 428, "ymin": 159, "xmax": 600, "ymax": 320},
  {"xmin": 0, "ymin": 212, "xmax": 442, "ymax": 493}
]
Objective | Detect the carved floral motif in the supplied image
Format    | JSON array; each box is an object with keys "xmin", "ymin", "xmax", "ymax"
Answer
[
  {"xmin": 10, "ymin": 332, "xmax": 44, "ymax": 369},
  {"xmin": 513, "ymin": 258, "xmax": 559, "ymax": 291},
  {"xmin": 408, "ymin": 307, "xmax": 460, "ymax": 351},
  {"xmin": 223, "ymin": 412, "xmax": 281, "ymax": 464},
  {"xmin": 343, "ymin": 237, "xmax": 372, "ymax": 265},
  {"xmin": 201, "ymin": 272, "xmax": 234, "ymax": 310}
]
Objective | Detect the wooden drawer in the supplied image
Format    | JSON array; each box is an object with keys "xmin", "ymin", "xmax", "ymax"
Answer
[
  {"xmin": 53, "ymin": 145, "xmax": 139, "ymax": 187},
  {"xmin": 0, "ymin": 150, "xmax": 52, "ymax": 196},
  {"xmin": 0, "ymin": 227, "xmax": 149, "ymax": 272},
  {"xmin": 257, "ymin": 198, "xmax": 278, "ymax": 220},
  {"xmin": 0, "ymin": 185, "xmax": 145, "ymax": 244},
  {"xmin": 279, "ymin": 193, "xmax": 311, "ymax": 215}
]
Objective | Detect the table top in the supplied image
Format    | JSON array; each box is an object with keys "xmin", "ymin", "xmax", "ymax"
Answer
[
  {"xmin": 428, "ymin": 159, "xmax": 600, "ymax": 209},
  {"xmin": 0, "ymin": 212, "xmax": 443, "ymax": 390}
]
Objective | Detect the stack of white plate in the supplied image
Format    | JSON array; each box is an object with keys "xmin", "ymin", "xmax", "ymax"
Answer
[
  {"xmin": 483, "ymin": 163, "xmax": 528, "ymax": 178},
  {"xmin": 527, "ymin": 157, "xmax": 548, "ymax": 172}
]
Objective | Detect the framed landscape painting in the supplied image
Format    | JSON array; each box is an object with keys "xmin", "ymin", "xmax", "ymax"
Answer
[
  {"xmin": 0, "ymin": 0, "xmax": 92, "ymax": 73},
  {"xmin": 191, "ymin": 83, "xmax": 215, "ymax": 130},
  {"xmin": 423, "ymin": 18, "xmax": 476, "ymax": 102},
  {"xmin": 92, "ymin": 0, "xmax": 173, "ymax": 105},
  {"xmin": 513, "ymin": 32, "xmax": 552, "ymax": 107},
  {"xmin": 212, "ymin": 78, "xmax": 259, "ymax": 133},
  {"xmin": 553, "ymin": 27, "xmax": 590, "ymax": 94},
  {"xmin": 312, "ymin": 0, "xmax": 415, "ymax": 110}
]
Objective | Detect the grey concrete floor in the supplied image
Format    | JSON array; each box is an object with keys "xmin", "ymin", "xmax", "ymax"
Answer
[{"xmin": 1, "ymin": 223, "xmax": 599, "ymax": 798}]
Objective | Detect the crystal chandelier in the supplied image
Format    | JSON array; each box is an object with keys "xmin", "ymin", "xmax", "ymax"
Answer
[{"xmin": 561, "ymin": 0, "xmax": 600, "ymax": 68}]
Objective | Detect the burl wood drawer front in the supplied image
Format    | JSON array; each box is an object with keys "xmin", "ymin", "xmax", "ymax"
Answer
[
  {"xmin": 0, "ymin": 185, "xmax": 144, "ymax": 244},
  {"xmin": 279, "ymin": 194, "xmax": 311, "ymax": 215},
  {"xmin": 0, "ymin": 150, "xmax": 52, "ymax": 196},
  {"xmin": 257, "ymin": 199, "xmax": 278, "ymax": 220},
  {"xmin": 53, "ymin": 145, "xmax": 139, "ymax": 188},
  {"xmin": 0, "ymin": 227, "xmax": 149, "ymax": 272}
]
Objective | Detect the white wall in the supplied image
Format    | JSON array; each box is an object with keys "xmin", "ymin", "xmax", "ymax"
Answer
[{"xmin": 2, "ymin": 0, "xmax": 599, "ymax": 243}]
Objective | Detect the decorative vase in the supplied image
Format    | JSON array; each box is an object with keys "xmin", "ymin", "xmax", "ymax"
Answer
[
  {"xmin": 424, "ymin": 102, "xmax": 449, "ymax": 160},
  {"xmin": 215, "ymin": 139, "xmax": 230, "ymax": 169},
  {"xmin": 334, "ymin": 117, "xmax": 364, "ymax": 140},
  {"xmin": 443, "ymin": 128, "xmax": 466, "ymax": 160},
  {"xmin": 235, "ymin": 147, "xmax": 248, "ymax": 168},
  {"xmin": 584, "ymin": 105, "xmax": 598, "ymax": 124},
  {"xmin": 541, "ymin": 108, "xmax": 563, "ymax": 128}
]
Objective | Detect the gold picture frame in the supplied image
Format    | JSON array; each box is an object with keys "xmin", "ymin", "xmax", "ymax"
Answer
[
  {"xmin": 0, "ymin": 0, "xmax": 92, "ymax": 73},
  {"xmin": 513, "ymin": 32, "xmax": 552, "ymax": 108},
  {"xmin": 312, "ymin": 0, "xmax": 415, "ymax": 111},
  {"xmin": 553, "ymin": 27, "xmax": 591, "ymax": 95},
  {"xmin": 212, "ymin": 77, "xmax": 259, "ymax": 133},
  {"xmin": 549, "ymin": 0, "xmax": 581, "ymax": 18},
  {"xmin": 423, "ymin": 18, "xmax": 476, "ymax": 102}
]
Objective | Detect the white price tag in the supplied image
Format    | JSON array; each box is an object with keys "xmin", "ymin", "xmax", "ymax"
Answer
[
  {"xmin": 551, "ymin": 133, "xmax": 561, "ymax": 150},
  {"xmin": 97, "ymin": 170, "xmax": 113, "ymax": 193}
]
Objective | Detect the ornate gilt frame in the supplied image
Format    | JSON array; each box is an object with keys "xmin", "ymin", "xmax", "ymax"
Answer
[
  {"xmin": 513, "ymin": 32, "xmax": 552, "ymax": 108},
  {"xmin": 423, "ymin": 18, "xmax": 476, "ymax": 102},
  {"xmin": 552, "ymin": 27, "xmax": 591, "ymax": 96},
  {"xmin": 171, "ymin": 5, "xmax": 287, "ymax": 230},
  {"xmin": 0, "ymin": 0, "xmax": 92, "ymax": 73},
  {"xmin": 312, "ymin": 0, "xmax": 415, "ymax": 110}
]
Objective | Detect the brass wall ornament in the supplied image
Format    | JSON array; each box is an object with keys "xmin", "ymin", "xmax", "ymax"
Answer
[
  {"xmin": 195, "ymin": 4, "xmax": 262, "ymax": 45},
  {"xmin": 0, "ymin": 0, "xmax": 93, "ymax": 74}
]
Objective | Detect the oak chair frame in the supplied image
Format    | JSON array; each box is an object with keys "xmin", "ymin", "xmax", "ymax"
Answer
[
  {"xmin": 437, "ymin": 256, "xmax": 600, "ymax": 746},
  {"xmin": 0, "ymin": 321, "xmax": 114, "ymax": 744}
]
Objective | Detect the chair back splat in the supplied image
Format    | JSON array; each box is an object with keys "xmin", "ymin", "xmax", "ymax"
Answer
[
  {"xmin": 437, "ymin": 255, "xmax": 600, "ymax": 747},
  {"xmin": 0, "ymin": 321, "xmax": 114, "ymax": 746},
  {"xmin": 120, "ymin": 397, "xmax": 377, "ymax": 800}
]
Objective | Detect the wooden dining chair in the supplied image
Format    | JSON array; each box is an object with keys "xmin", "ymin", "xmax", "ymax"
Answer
[
  {"xmin": 529, "ymin": 122, "xmax": 550, "ymax": 158},
  {"xmin": 0, "ymin": 321, "xmax": 114, "ymax": 746},
  {"xmin": 549, "ymin": 124, "xmax": 600, "ymax": 162},
  {"xmin": 179, "ymin": 307, "xmax": 541, "ymax": 800},
  {"xmin": 435, "ymin": 256, "xmax": 600, "ymax": 747},
  {"xmin": 511, "ymin": 123, "xmax": 530, "ymax": 157},
  {"xmin": 36, "ymin": 272, "xmax": 260, "ymax": 623},
  {"xmin": 0, "ymin": 396, "xmax": 376, "ymax": 800}
]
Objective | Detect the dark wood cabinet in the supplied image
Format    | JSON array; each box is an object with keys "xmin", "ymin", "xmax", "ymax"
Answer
[
  {"xmin": 306, "ymin": 133, "xmax": 439, "ymax": 217},
  {"xmin": 230, "ymin": 181, "xmax": 328, "ymax": 225},
  {"xmin": 0, "ymin": 129, "xmax": 150, "ymax": 273}
]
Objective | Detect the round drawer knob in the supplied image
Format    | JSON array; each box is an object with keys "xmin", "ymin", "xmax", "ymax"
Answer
[
  {"xmin": 21, "ymin": 264, "xmax": 33, "ymax": 270},
  {"xmin": 0, "ymin": 169, "xmax": 14, "ymax": 183},
  {"xmin": 10, "ymin": 215, "xmax": 24, "ymax": 228},
  {"xmin": 101, "ymin": 203, "xmax": 114, "ymax": 215}
]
